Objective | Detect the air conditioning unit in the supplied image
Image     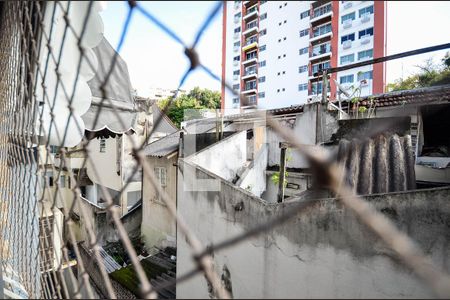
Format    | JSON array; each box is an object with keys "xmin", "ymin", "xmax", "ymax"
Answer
[
  {"xmin": 233, "ymin": 45, "xmax": 240, "ymax": 52},
  {"xmin": 233, "ymin": 60, "xmax": 239, "ymax": 66},
  {"xmin": 234, "ymin": 17, "xmax": 240, "ymax": 24},
  {"xmin": 343, "ymin": 2, "xmax": 352, "ymax": 9},
  {"xmin": 234, "ymin": 32, "xmax": 240, "ymax": 39},
  {"xmin": 360, "ymin": 79, "xmax": 369, "ymax": 87},
  {"xmin": 360, "ymin": 35, "xmax": 371, "ymax": 45},
  {"xmin": 233, "ymin": 74, "xmax": 239, "ymax": 81},
  {"xmin": 343, "ymin": 19, "xmax": 352, "ymax": 29},
  {"xmin": 343, "ymin": 40, "xmax": 352, "ymax": 49},
  {"xmin": 361, "ymin": 13, "xmax": 370, "ymax": 23}
]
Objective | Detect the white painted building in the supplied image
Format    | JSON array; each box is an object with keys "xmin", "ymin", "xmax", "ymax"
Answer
[{"xmin": 221, "ymin": 0, "xmax": 386, "ymax": 113}]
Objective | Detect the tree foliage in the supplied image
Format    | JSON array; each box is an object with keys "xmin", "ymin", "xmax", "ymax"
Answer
[
  {"xmin": 158, "ymin": 87, "xmax": 221, "ymax": 127},
  {"xmin": 387, "ymin": 52, "xmax": 450, "ymax": 92}
]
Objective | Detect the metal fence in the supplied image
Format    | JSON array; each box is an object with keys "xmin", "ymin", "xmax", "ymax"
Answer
[{"xmin": 0, "ymin": 1, "xmax": 449, "ymax": 299}]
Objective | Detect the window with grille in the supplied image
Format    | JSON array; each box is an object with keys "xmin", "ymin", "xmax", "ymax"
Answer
[
  {"xmin": 154, "ymin": 167, "xmax": 167, "ymax": 187},
  {"xmin": 99, "ymin": 139, "xmax": 106, "ymax": 153}
]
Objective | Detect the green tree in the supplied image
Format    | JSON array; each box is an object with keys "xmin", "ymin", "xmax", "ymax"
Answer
[
  {"xmin": 387, "ymin": 52, "xmax": 450, "ymax": 92},
  {"xmin": 158, "ymin": 87, "xmax": 221, "ymax": 127}
]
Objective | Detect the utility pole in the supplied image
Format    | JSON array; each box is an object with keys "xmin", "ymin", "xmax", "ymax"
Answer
[{"xmin": 277, "ymin": 144, "xmax": 287, "ymax": 203}]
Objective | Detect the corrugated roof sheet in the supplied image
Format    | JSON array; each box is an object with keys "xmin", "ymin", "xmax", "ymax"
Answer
[{"xmin": 143, "ymin": 131, "xmax": 181, "ymax": 157}]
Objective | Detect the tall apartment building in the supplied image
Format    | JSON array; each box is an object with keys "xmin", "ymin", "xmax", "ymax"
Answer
[{"xmin": 221, "ymin": 1, "xmax": 387, "ymax": 112}]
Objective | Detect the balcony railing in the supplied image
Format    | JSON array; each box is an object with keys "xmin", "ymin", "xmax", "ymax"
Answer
[
  {"xmin": 246, "ymin": 6, "xmax": 258, "ymax": 15},
  {"xmin": 246, "ymin": 20, "xmax": 258, "ymax": 30},
  {"xmin": 312, "ymin": 24, "xmax": 332, "ymax": 38},
  {"xmin": 311, "ymin": 62, "xmax": 331, "ymax": 75},
  {"xmin": 245, "ymin": 36, "xmax": 258, "ymax": 46},
  {"xmin": 311, "ymin": 4, "xmax": 332, "ymax": 20},
  {"xmin": 310, "ymin": 43, "xmax": 331, "ymax": 57},
  {"xmin": 244, "ymin": 67, "xmax": 257, "ymax": 76},
  {"xmin": 242, "ymin": 95, "xmax": 257, "ymax": 106},
  {"xmin": 244, "ymin": 82, "xmax": 257, "ymax": 91}
]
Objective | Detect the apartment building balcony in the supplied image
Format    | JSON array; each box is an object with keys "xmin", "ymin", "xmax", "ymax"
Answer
[
  {"xmin": 309, "ymin": 61, "xmax": 331, "ymax": 79},
  {"xmin": 242, "ymin": 87, "xmax": 257, "ymax": 95},
  {"xmin": 242, "ymin": 20, "xmax": 258, "ymax": 36},
  {"xmin": 243, "ymin": 6, "xmax": 258, "ymax": 21},
  {"xmin": 242, "ymin": 36, "xmax": 258, "ymax": 52},
  {"xmin": 241, "ymin": 95, "xmax": 257, "ymax": 108},
  {"xmin": 310, "ymin": 3, "xmax": 332, "ymax": 26},
  {"xmin": 309, "ymin": 43, "xmax": 331, "ymax": 61},
  {"xmin": 242, "ymin": 68, "xmax": 257, "ymax": 80},
  {"xmin": 242, "ymin": 56, "xmax": 258, "ymax": 66},
  {"xmin": 310, "ymin": 24, "xmax": 332, "ymax": 43}
]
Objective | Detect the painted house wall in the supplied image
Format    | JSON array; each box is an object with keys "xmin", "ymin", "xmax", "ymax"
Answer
[
  {"xmin": 177, "ymin": 161, "xmax": 450, "ymax": 298},
  {"xmin": 141, "ymin": 155, "xmax": 177, "ymax": 249}
]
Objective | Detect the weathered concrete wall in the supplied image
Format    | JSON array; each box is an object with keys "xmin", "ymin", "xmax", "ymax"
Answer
[
  {"xmin": 262, "ymin": 171, "xmax": 311, "ymax": 203},
  {"xmin": 186, "ymin": 131, "xmax": 247, "ymax": 181},
  {"xmin": 177, "ymin": 161, "xmax": 450, "ymax": 298},
  {"xmin": 141, "ymin": 155, "xmax": 177, "ymax": 249},
  {"xmin": 239, "ymin": 144, "xmax": 268, "ymax": 197}
]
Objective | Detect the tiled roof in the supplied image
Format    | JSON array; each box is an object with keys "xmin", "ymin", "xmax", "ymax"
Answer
[{"xmin": 336, "ymin": 84, "xmax": 450, "ymax": 109}]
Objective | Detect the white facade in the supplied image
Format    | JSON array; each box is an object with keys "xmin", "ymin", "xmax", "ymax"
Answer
[{"xmin": 223, "ymin": 1, "xmax": 385, "ymax": 113}]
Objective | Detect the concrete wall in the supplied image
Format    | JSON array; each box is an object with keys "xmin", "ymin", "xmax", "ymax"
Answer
[
  {"xmin": 186, "ymin": 131, "xmax": 247, "ymax": 181},
  {"xmin": 141, "ymin": 155, "xmax": 177, "ymax": 249},
  {"xmin": 177, "ymin": 161, "xmax": 450, "ymax": 298},
  {"xmin": 239, "ymin": 144, "xmax": 268, "ymax": 197}
]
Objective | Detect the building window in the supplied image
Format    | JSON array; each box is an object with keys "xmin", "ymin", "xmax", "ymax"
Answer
[
  {"xmin": 358, "ymin": 49, "xmax": 373, "ymax": 60},
  {"xmin": 359, "ymin": 5, "xmax": 374, "ymax": 17},
  {"xmin": 234, "ymin": 41, "xmax": 240, "ymax": 47},
  {"xmin": 299, "ymin": 47, "xmax": 308, "ymax": 55},
  {"xmin": 312, "ymin": 23, "xmax": 332, "ymax": 37},
  {"xmin": 261, "ymin": 0, "xmax": 267, "ymax": 4},
  {"xmin": 300, "ymin": 10, "xmax": 310, "ymax": 19},
  {"xmin": 60, "ymin": 175, "xmax": 66, "ymax": 188},
  {"xmin": 258, "ymin": 76, "xmax": 266, "ymax": 83},
  {"xmin": 246, "ymin": 50, "xmax": 257, "ymax": 60},
  {"xmin": 282, "ymin": 88, "xmax": 285, "ymax": 91},
  {"xmin": 259, "ymin": 60, "xmax": 266, "ymax": 67},
  {"xmin": 283, "ymin": 37, "xmax": 286, "ymax": 41},
  {"xmin": 278, "ymin": 39, "xmax": 281, "ymax": 43},
  {"xmin": 341, "ymin": 33, "xmax": 355, "ymax": 44},
  {"xmin": 233, "ymin": 55, "xmax": 240, "ymax": 61},
  {"xmin": 233, "ymin": 70, "xmax": 240, "ymax": 75},
  {"xmin": 340, "ymin": 74, "xmax": 354, "ymax": 84},
  {"xmin": 298, "ymin": 65, "xmax": 308, "ymax": 73},
  {"xmin": 284, "ymin": 20, "xmax": 287, "ymax": 24},
  {"xmin": 282, "ymin": 71, "xmax": 286, "ymax": 74},
  {"xmin": 234, "ymin": 12, "xmax": 241, "ymax": 18},
  {"xmin": 260, "ymin": 12, "xmax": 267, "ymax": 20},
  {"xmin": 260, "ymin": 44, "xmax": 266, "ymax": 51},
  {"xmin": 232, "ymin": 97, "xmax": 239, "ymax": 104},
  {"xmin": 277, "ymin": 89, "xmax": 280, "ymax": 93},
  {"xmin": 277, "ymin": 72, "xmax": 281, "ymax": 76},
  {"xmin": 278, "ymin": 22, "xmax": 282, "ymax": 26},
  {"xmin": 357, "ymin": 71, "xmax": 373, "ymax": 81},
  {"xmin": 312, "ymin": 61, "xmax": 331, "ymax": 74},
  {"xmin": 299, "ymin": 29, "xmax": 309, "ymax": 37},
  {"xmin": 234, "ymin": 26, "xmax": 241, "ymax": 33},
  {"xmin": 50, "ymin": 145, "xmax": 59, "ymax": 154},
  {"xmin": 99, "ymin": 139, "xmax": 106, "ymax": 153},
  {"xmin": 154, "ymin": 167, "xmax": 167, "ymax": 187},
  {"xmin": 340, "ymin": 53, "xmax": 355, "ymax": 65},
  {"xmin": 260, "ymin": 29, "xmax": 267, "ymax": 36},
  {"xmin": 258, "ymin": 92, "xmax": 265, "ymax": 98},
  {"xmin": 359, "ymin": 27, "xmax": 374, "ymax": 38},
  {"xmin": 233, "ymin": 84, "xmax": 240, "ymax": 90},
  {"xmin": 341, "ymin": 12, "xmax": 355, "ymax": 23},
  {"xmin": 298, "ymin": 83, "xmax": 308, "ymax": 91},
  {"xmin": 245, "ymin": 80, "xmax": 257, "ymax": 91}
]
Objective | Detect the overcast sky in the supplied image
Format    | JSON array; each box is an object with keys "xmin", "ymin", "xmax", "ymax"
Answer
[{"xmin": 100, "ymin": 1, "xmax": 450, "ymax": 97}]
